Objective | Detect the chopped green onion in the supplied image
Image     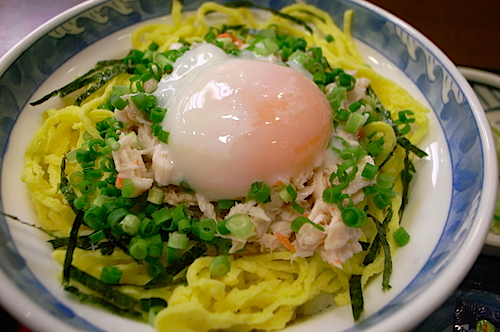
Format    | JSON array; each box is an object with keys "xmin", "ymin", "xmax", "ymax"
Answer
[
  {"xmin": 105, "ymin": 137, "xmax": 121, "ymax": 151},
  {"xmin": 377, "ymin": 173, "xmax": 394, "ymax": 189},
  {"xmin": 225, "ymin": 214, "xmax": 254, "ymax": 238},
  {"xmin": 393, "ymin": 226, "xmax": 410, "ymax": 246},
  {"xmin": 89, "ymin": 230, "xmax": 106, "ymax": 244},
  {"xmin": 152, "ymin": 207, "xmax": 172, "ymax": 227},
  {"xmin": 361, "ymin": 163, "xmax": 378, "ymax": 180},
  {"xmin": 147, "ymin": 234, "xmax": 163, "ymax": 258},
  {"xmin": 168, "ymin": 232, "xmax": 189, "ymax": 250},
  {"xmin": 119, "ymin": 214, "xmax": 141, "ymax": 235},
  {"xmin": 322, "ymin": 187, "xmax": 342, "ymax": 204},
  {"xmin": 341, "ymin": 206, "xmax": 367, "ymax": 228},
  {"xmin": 100, "ymin": 266, "xmax": 122, "ymax": 284},
  {"xmin": 325, "ymin": 34, "xmax": 334, "ymax": 43},
  {"xmin": 150, "ymin": 107, "xmax": 167, "ymax": 123},
  {"xmin": 99, "ymin": 158, "xmax": 114, "ymax": 172},
  {"xmin": 74, "ymin": 195, "xmax": 89, "ymax": 210},
  {"xmin": 291, "ymin": 216, "xmax": 325, "ymax": 233},
  {"xmin": 373, "ymin": 193, "xmax": 392, "ymax": 209},
  {"xmin": 327, "ymin": 86, "xmax": 346, "ymax": 111},
  {"xmin": 337, "ymin": 72, "xmax": 356, "ymax": 90},
  {"xmin": 121, "ymin": 178, "xmax": 135, "ymax": 198},
  {"xmin": 165, "ymin": 246, "xmax": 179, "ymax": 264},
  {"xmin": 79, "ymin": 180, "xmax": 96, "ymax": 195},
  {"xmin": 247, "ymin": 181, "xmax": 271, "ymax": 203},
  {"xmin": 129, "ymin": 237, "xmax": 149, "ymax": 260},
  {"xmin": 84, "ymin": 206, "xmax": 107, "ymax": 231},
  {"xmin": 348, "ymin": 101, "xmax": 362, "ymax": 112},
  {"xmin": 279, "ymin": 184, "xmax": 297, "ymax": 203},
  {"xmin": 69, "ymin": 171, "xmax": 85, "ymax": 187},
  {"xmin": 335, "ymin": 108, "xmax": 350, "ymax": 122},
  {"xmin": 170, "ymin": 204, "xmax": 189, "ymax": 223},
  {"xmin": 131, "ymin": 93, "xmax": 156, "ymax": 112},
  {"xmin": 198, "ymin": 219, "xmax": 217, "ymax": 242},
  {"xmin": 147, "ymin": 186, "xmax": 164, "ymax": 205},
  {"xmin": 217, "ymin": 199, "xmax": 236, "ymax": 210},
  {"xmin": 139, "ymin": 217, "xmax": 160, "ymax": 237},
  {"xmin": 210, "ymin": 255, "xmax": 231, "ymax": 277},
  {"xmin": 216, "ymin": 219, "xmax": 231, "ymax": 235},
  {"xmin": 157, "ymin": 129, "xmax": 170, "ymax": 144},
  {"xmin": 179, "ymin": 181, "xmax": 194, "ymax": 194},
  {"xmin": 109, "ymin": 95, "xmax": 129, "ymax": 111},
  {"xmin": 177, "ymin": 218, "xmax": 191, "ymax": 234},
  {"xmin": 146, "ymin": 263, "xmax": 163, "ymax": 279},
  {"xmin": 344, "ymin": 112, "xmax": 365, "ymax": 133},
  {"xmin": 111, "ymin": 85, "xmax": 131, "ymax": 96},
  {"xmin": 107, "ymin": 207, "xmax": 129, "ymax": 227}
]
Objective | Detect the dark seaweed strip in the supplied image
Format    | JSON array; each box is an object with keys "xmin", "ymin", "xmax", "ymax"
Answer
[
  {"xmin": 59, "ymin": 157, "xmax": 78, "ymax": 213},
  {"xmin": 29, "ymin": 67, "xmax": 101, "ymax": 106},
  {"xmin": 145, "ymin": 242, "xmax": 207, "ymax": 289},
  {"xmin": 103, "ymin": 228, "xmax": 134, "ymax": 257},
  {"xmin": 363, "ymin": 233, "xmax": 381, "ymax": 266},
  {"xmin": 349, "ymin": 275, "xmax": 364, "ymax": 321},
  {"xmin": 371, "ymin": 210, "xmax": 393, "ymax": 291},
  {"xmin": 69, "ymin": 266, "xmax": 139, "ymax": 310},
  {"xmin": 63, "ymin": 210, "xmax": 84, "ymax": 284},
  {"xmin": 75, "ymin": 65, "xmax": 131, "ymax": 106},
  {"xmin": 400, "ymin": 149, "xmax": 415, "ymax": 217},
  {"xmin": 366, "ymin": 86, "xmax": 428, "ymax": 158},
  {"xmin": 65, "ymin": 286, "xmax": 143, "ymax": 319},
  {"xmin": 224, "ymin": 1, "xmax": 313, "ymax": 33},
  {"xmin": 364, "ymin": 209, "xmax": 393, "ymax": 291},
  {"xmin": 397, "ymin": 137, "xmax": 427, "ymax": 158},
  {"xmin": 30, "ymin": 62, "xmax": 132, "ymax": 106},
  {"xmin": 0, "ymin": 212, "xmax": 55, "ymax": 237},
  {"xmin": 377, "ymin": 144, "xmax": 397, "ymax": 169},
  {"xmin": 165, "ymin": 242, "xmax": 207, "ymax": 275},
  {"xmin": 49, "ymin": 236, "xmax": 91, "ymax": 250}
]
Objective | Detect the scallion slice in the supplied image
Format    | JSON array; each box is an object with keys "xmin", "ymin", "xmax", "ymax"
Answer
[
  {"xmin": 393, "ymin": 227, "xmax": 410, "ymax": 246},
  {"xmin": 225, "ymin": 214, "xmax": 254, "ymax": 238},
  {"xmin": 209, "ymin": 255, "xmax": 231, "ymax": 277},
  {"xmin": 100, "ymin": 266, "xmax": 122, "ymax": 284}
]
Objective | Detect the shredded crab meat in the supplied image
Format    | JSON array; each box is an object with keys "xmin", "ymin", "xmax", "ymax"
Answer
[{"xmin": 114, "ymin": 95, "xmax": 152, "ymax": 128}]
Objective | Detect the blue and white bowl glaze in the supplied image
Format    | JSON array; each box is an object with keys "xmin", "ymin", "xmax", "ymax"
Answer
[{"xmin": 0, "ymin": 0, "xmax": 496, "ymax": 332}]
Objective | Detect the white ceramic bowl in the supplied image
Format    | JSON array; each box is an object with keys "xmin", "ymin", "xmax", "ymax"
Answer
[
  {"xmin": 0, "ymin": 1, "xmax": 496, "ymax": 332},
  {"xmin": 458, "ymin": 67, "xmax": 500, "ymax": 256}
]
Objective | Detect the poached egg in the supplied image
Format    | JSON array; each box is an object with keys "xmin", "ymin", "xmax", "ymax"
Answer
[{"xmin": 154, "ymin": 44, "xmax": 332, "ymax": 200}]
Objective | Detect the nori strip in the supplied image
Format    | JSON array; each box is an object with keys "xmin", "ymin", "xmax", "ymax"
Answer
[
  {"xmin": 30, "ymin": 62, "xmax": 133, "ymax": 106},
  {"xmin": 349, "ymin": 274, "xmax": 364, "ymax": 321},
  {"xmin": 145, "ymin": 241, "xmax": 207, "ymax": 289},
  {"xmin": 59, "ymin": 156, "xmax": 78, "ymax": 213},
  {"xmin": 65, "ymin": 286, "xmax": 143, "ymax": 319},
  {"xmin": 0, "ymin": 212, "xmax": 55, "ymax": 238},
  {"xmin": 366, "ymin": 86, "xmax": 428, "ymax": 158},
  {"xmin": 397, "ymin": 136, "xmax": 427, "ymax": 158},
  {"xmin": 223, "ymin": 1, "xmax": 313, "ymax": 33},
  {"xmin": 63, "ymin": 210, "xmax": 84, "ymax": 284},
  {"xmin": 69, "ymin": 266, "xmax": 139, "ymax": 310},
  {"xmin": 364, "ymin": 209, "xmax": 393, "ymax": 292}
]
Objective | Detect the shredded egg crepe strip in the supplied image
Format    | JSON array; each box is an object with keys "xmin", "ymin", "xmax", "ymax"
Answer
[{"xmin": 21, "ymin": 1, "xmax": 430, "ymax": 331}]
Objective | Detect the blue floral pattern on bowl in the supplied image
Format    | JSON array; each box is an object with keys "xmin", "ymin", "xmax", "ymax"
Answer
[{"xmin": 0, "ymin": 0, "xmax": 489, "ymax": 331}]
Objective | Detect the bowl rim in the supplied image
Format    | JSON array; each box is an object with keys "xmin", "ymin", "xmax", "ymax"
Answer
[
  {"xmin": 0, "ymin": 1, "xmax": 497, "ymax": 332},
  {"xmin": 458, "ymin": 66, "xmax": 500, "ymax": 249}
]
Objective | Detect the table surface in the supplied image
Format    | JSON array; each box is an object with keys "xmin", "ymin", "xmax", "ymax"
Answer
[{"xmin": 1, "ymin": 0, "xmax": 500, "ymax": 331}]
